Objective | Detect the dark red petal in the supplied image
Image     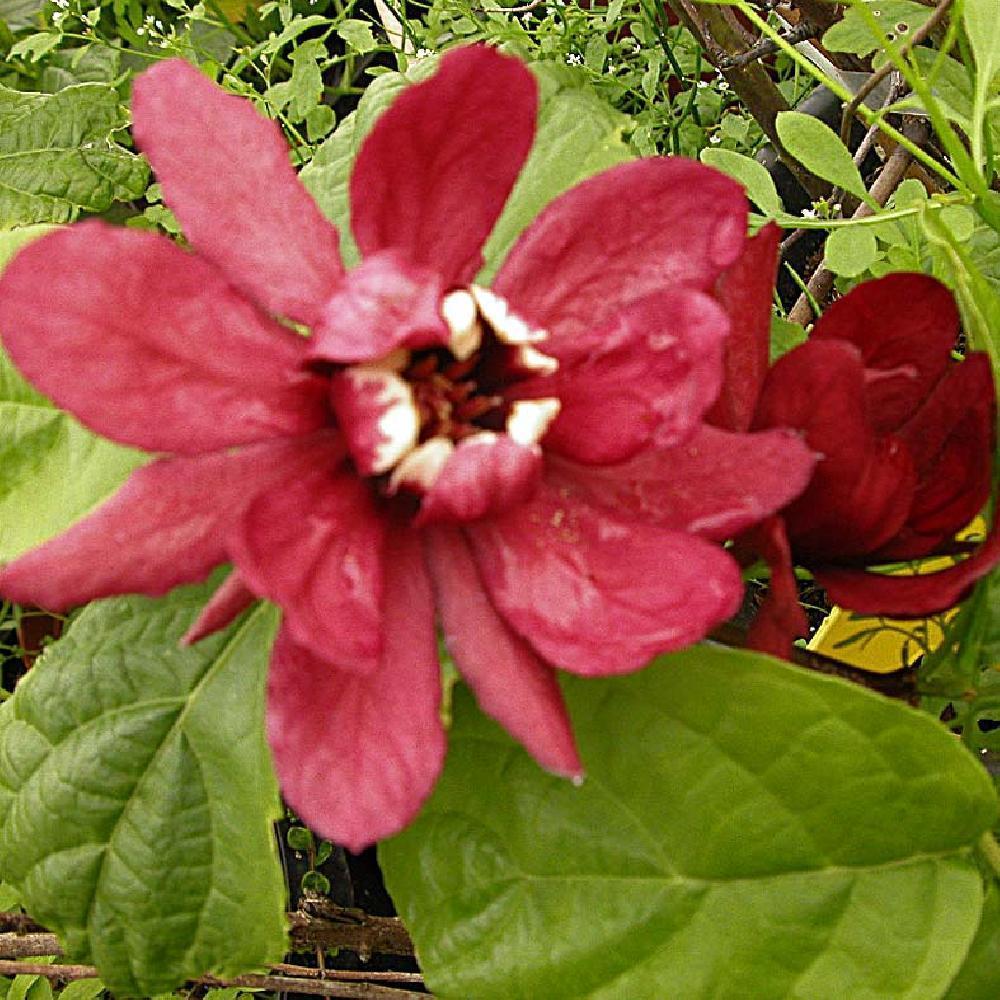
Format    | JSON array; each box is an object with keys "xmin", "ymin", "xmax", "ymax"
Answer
[
  {"xmin": 810, "ymin": 273, "xmax": 958, "ymax": 434},
  {"xmin": 741, "ymin": 517, "xmax": 809, "ymax": 661},
  {"xmin": 814, "ymin": 513, "xmax": 1000, "ymax": 616},
  {"xmin": 266, "ymin": 528, "xmax": 445, "ymax": 851},
  {"xmin": 307, "ymin": 252, "xmax": 448, "ymax": 364},
  {"xmin": 706, "ymin": 223, "xmax": 781, "ymax": 432},
  {"xmin": 874, "ymin": 353, "xmax": 997, "ymax": 559},
  {"xmin": 0, "ymin": 434, "xmax": 341, "ymax": 611},
  {"xmin": 753, "ymin": 339, "xmax": 917, "ymax": 560},
  {"xmin": 0, "ymin": 223, "xmax": 329, "ymax": 455},
  {"xmin": 546, "ymin": 425, "xmax": 817, "ymax": 542},
  {"xmin": 416, "ymin": 433, "xmax": 542, "ymax": 525},
  {"xmin": 229, "ymin": 465, "xmax": 386, "ymax": 672},
  {"xmin": 182, "ymin": 571, "xmax": 258, "ymax": 646},
  {"xmin": 467, "ymin": 482, "xmax": 743, "ymax": 675},
  {"xmin": 493, "ymin": 158, "xmax": 746, "ymax": 344},
  {"xmin": 424, "ymin": 524, "xmax": 582, "ymax": 776},
  {"xmin": 350, "ymin": 45, "xmax": 537, "ymax": 286},
  {"xmin": 132, "ymin": 58, "xmax": 343, "ymax": 325},
  {"xmin": 514, "ymin": 290, "xmax": 728, "ymax": 465}
]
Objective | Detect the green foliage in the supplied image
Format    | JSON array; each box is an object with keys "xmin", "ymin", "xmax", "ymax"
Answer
[
  {"xmin": 0, "ymin": 83, "xmax": 147, "ymax": 226},
  {"xmin": 946, "ymin": 882, "xmax": 1000, "ymax": 999},
  {"xmin": 699, "ymin": 147, "xmax": 783, "ymax": 215},
  {"xmin": 823, "ymin": 0, "xmax": 933, "ymax": 57},
  {"xmin": 775, "ymin": 110, "xmax": 868, "ymax": 199},
  {"xmin": 383, "ymin": 644, "xmax": 998, "ymax": 1000},
  {"xmin": 0, "ymin": 582, "xmax": 287, "ymax": 996},
  {"xmin": 824, "ymin": 224, "xmax": 880, "ymax": 277}
]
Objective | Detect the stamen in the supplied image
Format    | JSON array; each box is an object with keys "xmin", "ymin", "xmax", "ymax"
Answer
[
  {"xmin": 388, "ymin": 436, "xmax": 455, "ymax": 493},
  {"xmin": 507, "ymin": 398, "xmax": 561, "ymax": 447},
  {"xmin": 441, "ymin": 289, "xmax": 482, "ymax": 361},
  {"xmin": 514, "ymin": 344, "xmax": 559, "ymax": 376}
]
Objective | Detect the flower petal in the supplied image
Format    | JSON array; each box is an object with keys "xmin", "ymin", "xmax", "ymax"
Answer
[
  {"xmin": 810, "ymin": 273, "xmax": 958, "ymax": 434},
  {"xmin": 182, "ymin": 571, "xmax": 258, "ymax": 646},
  {"xmin": 416, "ymin": 433, "xmax": 542, "ymax": 525},
  {"xmin": 307, "ymin": 252, "xmax": 448, "ymax": 364},
  {"xmin": 425, "ymin": 524, "xmax": 582, "ymax": 777},
  {"xmin": 467, "ymin": 482, "xmax": 743, "ymax": 675},
  {"xmin": 131, "ymin": 58, "xmax": 343, "ymax": 325},
  {"xmin": 229, "ymin": 464, "xmax": 386, "ymax": 672},
  {"xmin": 546, "ymin": 425, "xmax": 817, "ymax": 542},
  {"xmin": 266, "ymin": 528, "xmax": 446, "ymax": 852},
  {"xmin": 706, "ymin": 223, "xmax": 781, "ymax": 432},
  {"xmin": 350, "ymin": 45, "xmax": 537, "ymax": 286},
  {"xmin": 493, "ymin": 158, "xmax": 747, "ymax": 344},
  {"xmin": 741, "ymin": 517, "xmax": 809, "ymax": 660},
  {"xmin": 752, "ymin": 339, "xmax": 916, "ymax": 561},
  {"xmin": 0, "ymin": 223, "xmax": 329, "ymax": 454},
  {"xmin": 0, "ymin": 434, "xmax": 340, "ymax": 610},
  {"xmin": 814, "ymin": 513, "xmax": 1000, "ymax": 617},
  {"xmin": 513, "ymin": 290, "xmax": 729, "ymax": 465}
]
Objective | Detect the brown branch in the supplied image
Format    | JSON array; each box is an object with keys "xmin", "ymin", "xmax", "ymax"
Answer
[{"xmin": 719, "ymin": 21, "xmax": 819, "ymax": 70}]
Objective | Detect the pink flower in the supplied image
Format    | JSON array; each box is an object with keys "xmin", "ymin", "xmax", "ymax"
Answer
[
  {"xmin": 0, "ymin": 47, "xmax": 815, "ymax": 849},
  {"xmin": 710, "ymin": 234, "xmax": 999, "ymax": 659}
]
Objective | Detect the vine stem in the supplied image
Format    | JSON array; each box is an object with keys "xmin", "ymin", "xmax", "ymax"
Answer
[{"xmin": 980, "ymin": 831, "xmax": 1000, "ymax": 880}]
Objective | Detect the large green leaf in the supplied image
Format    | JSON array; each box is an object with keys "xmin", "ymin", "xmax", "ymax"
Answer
[
  {"xmin": 946, "ymin": 881, "xmax": 1000, "ymax": 999},
  {"xmin": 300, "ymin": 55, "xmax": 632, "ymax": 278},
  {"xmin": 0, "ymin": 583, "xmax": 287, "ymax": 996},
  {"xmin": 382, "ymin": 644, "xmax": 997, "ymax": 999},
  {"xmin": 0, "ymin": 227, "xmax": 148, "ymax": 561},
  {"xmin": 0, "ymin": 83, "xmax": 148, "ymax": 227},
  {"xmin": 776, "ymin": 111, "xmax": 868, "ymax": 200}
]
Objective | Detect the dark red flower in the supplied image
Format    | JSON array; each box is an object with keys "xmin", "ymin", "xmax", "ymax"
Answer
[
  {"xmin": 0, "ymin": 48, "xmax": 814, "ymax": 847},
  {"xmin": 712, "ymin": 232, "xmax": 999, "ymax": 658}
]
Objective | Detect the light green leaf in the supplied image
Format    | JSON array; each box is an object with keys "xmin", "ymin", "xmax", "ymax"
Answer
[
  {"xmin": 337, "ymin": 18, "xmax": 377, "ymax": 54},
  {"xmin": 769, "ymin": 314, "xmax": 806, "ymax": 362},
  {"xmin": 302, "ymin": 57, "xmax": 633, "ymax": 282},
  {"xmin": 824, "ymin": 0, "xmax": 932, "ymax": 57},
  {"xmin": 776, "ymin": 111, "xmax": 868, "ymax": 199},
  {"xmin": 0, "ymin": 226, "xmax": 148, "ymax": 561},
  {"xmin": 946, "ymin": 881, "xmax": 1000, "ymax": 999},
  {"xmin": 0, "ymin": 879, "xmax": 20, "ymax": 910},
  {"xmin": 9, "ymin": 32, "xmax": 60, "ymax": 62},
  {"xmin": 382, "ymin": 644, "xmax": 997, "ymax": 1000},
  {"xmin": 824, "ymin": 225, "xmax": 880, "ymax": 277},
  {"xmin": 700, "ymin": 147, "xmax": 783, "ymax": 216},
  {"xmin": 56, "ymin": 981, "xmax": 105, "ymax": 1000},
  {"xmin": 287, "ymin": 38, "xmax": 325, "ymax": 122},
  {"xmin": 964, "ymin": 0, "xmax": 999, "ymax": 90},
  {"xmin": 0, "ymin": 84, "xmax": 148, "ymax": 227},
  {"xmin": 0, "ymin": 584, "xmax": 287, "ymax": 996}
]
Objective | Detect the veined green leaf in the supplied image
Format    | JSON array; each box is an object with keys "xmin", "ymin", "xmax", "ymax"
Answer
[
  {"xmin": 823, "ymin": 0, "xmax": 932, "ymax": 57},
  {"xmin": 383, "ymin": 644, "xmax": 997, "ymax": 1000},
  {"xmin": 700, "ymin": 147, "xmax": 783, "ymax": 216},
  {"xmin": 776, "ymin": 111, "xmax": 868, "ymax": 199},
  {"xmin": 0, "ymin": 584, "xmax": 287, "ymax": 996},
  {"xmin": 0, "ymin": 83, "xmax": 148, "ymax": 227}
]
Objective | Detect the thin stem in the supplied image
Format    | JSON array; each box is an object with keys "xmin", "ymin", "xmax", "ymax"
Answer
[{"xmin": 979, "ymin": 831, "xmax": 1000, "ymax": 880}]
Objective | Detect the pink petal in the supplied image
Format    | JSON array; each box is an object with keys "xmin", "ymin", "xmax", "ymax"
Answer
[
  {"xmin": 467, "ymin": 482, "xmax": 744, "ymax": 676},
  {"xmin": 182, "ymin": 571, "xmax": 258, "ymax": 646},
  {"xmin": 706, "ymin": 223, "xmax": 781, "ymax": 432},
  {"xmin": 424, "ymin": 524, "xmax": 582, "ymax": 776},
  {"xmin": 229, "ymin": 464, "xmax": 386, "ymax": 672},
  {"xmin": 307, "ymin": 252, "xmax": 448, "ymax": 364},
  {"xmin": 0, "ymin": 223, "xmax": 329, "ymax": 455},
  {"xmin": 416, "ymin": 433, "xmax": 542, "ymax": 525},
  {"xmin": 810, "ymin": 273, "xmax": 958, "ymax": 434},
  {"xmin": 546, "ymin": 424, "xmax": 817, "ymax": 542},
  {"xmin": 131, "ymin": 59, "xmax": 343, "ymax": 325},
  {"xmin": 266, "ymin": 528, "xmax": 446, "ymax": 851},
  {"xmin": 350, "ymin": 45, "xmax": 537, "ymax": 286},
  {"xmin": 814, "ymin": 512, "xmax": 1000, "ymax": 616},
  {"xmin": 741, "ymin": 517, "xmax": 809, "ymax": 661},
  {"xmin": 513, "ymin": 290, "xmax": 729, "ymax": 465},
  {"xmin": 493, "ymin": 158, "xmax": 747, "ymax": 345},
  {"xmin": 752, "ymin": 339, "xmax": 917, "ymax": 560},
  {"xmin": 0, "ymin": 433, "xmax": 341, "ymax": 611}
]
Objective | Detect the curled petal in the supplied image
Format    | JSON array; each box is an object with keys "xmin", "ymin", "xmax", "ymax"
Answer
[
  {"xmin": 132, "ymin": 58, "xmax": 343, "ymax": 325},
  {"xmin": 425, "ymin": 525, "xmax": 582, "ymax": 777},
  {"xmin": 229, "ymin": 466, "xmax": 386, "ymax": 672},
  {"xmin": 706, "ymin": 223, "xmax": 781, "ymax": 432},
  {"xmin": 467, "ymin": 483, "xmax": 743, "ymax": 676},
  {"xmin": 753, "ymin": 339, "xmax": 916, "ymax": 560},
  {"xmin": 814, "ymin": 513, "xmax": 1000, "ymax": 617},
  {"xmin": 0, "ymin": 223, "xmax": 329, "ymax": 454},
  {"xmin": 0, "ymin": 434, "xmax": 341, "ymax": 611},
  {"xmin": 350, "ymin": 45, "xmax": 537, "ymax": 286},
  {"xmin": 266, "ymin": 529, "xmax": 446, "ymax": 852},
  {"xmin": 546, "ymin": 425, "xmax": 817, "ymax": 542},
  {"xmin": 182, "ymin": 571, "xmax": 258, "ymax": 646},
  {"xmin": 493, "ymin": 158, "xmax": 747, "ymax": 344},
  {"xmin": 513, "ymin": 290, "xmax": 729, "ymax": 465},
  {"xmin": 810, "ymin": 273, "xmax": 958, "ymax": 434},
  {"xmin": 308, "ymin": 252, "xmax": 448, "ymax": 364},
  {"xmin": 416, "ymin": 433, "xmax": 542, "ymax": 525}
]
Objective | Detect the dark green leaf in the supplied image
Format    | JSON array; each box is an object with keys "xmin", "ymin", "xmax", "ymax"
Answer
[
  {"xmin": 287, "ymin": 826, "xmax": 315, "ymax": 852},
  {"xmin": 383, "ymin": 644, "xmax": 997, "ymax": 999},
  {"xmin": 823, "ymin": 0, "xmax": 932, "ymax": 57},
  {"xmin": 56, "ymin": 980, "xmax": 105, "ymax": 1000},
  {"xmin": 946, "ymin": 881, "xmax": 1000, "ymax": 999},
  {"xmin": 0, "ymin": 584, "xmax": 287, "ymax": 996}
]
